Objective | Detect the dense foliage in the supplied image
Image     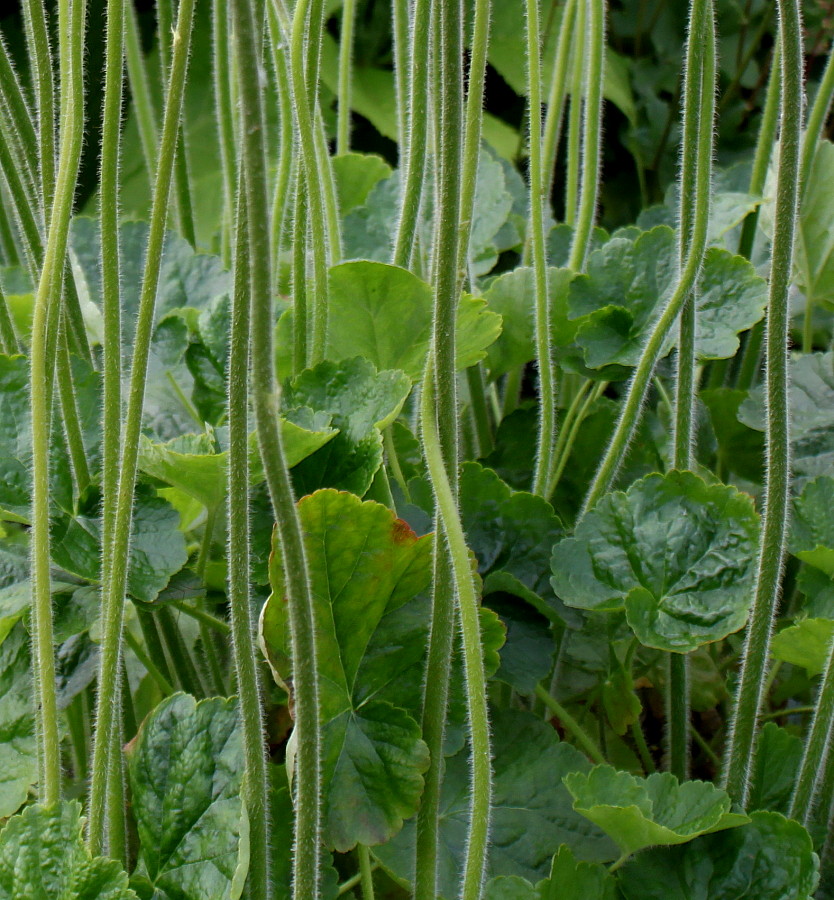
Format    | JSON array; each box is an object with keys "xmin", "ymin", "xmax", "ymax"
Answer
[{"xmin": 1, "ymin": 0, "xmax": 834, "ymax": 897}]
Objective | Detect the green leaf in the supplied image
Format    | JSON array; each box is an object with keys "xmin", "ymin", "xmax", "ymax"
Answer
[
  {"xmin": 372, "ymin": 708, "xmax": 617, "ymax": 898},
  {"xmin": 616, "ymin": 811, "xmax": 819, "ymax": 900},
  {"xmin": 488, "ymin": 595, "xmax": 555, "ymax": 694},
  {"xmin": 325, "ymin": 261, "xmax": 501, "ymax": 380},
  {"xmin": 127, "ymin": 693, "xmax": 248, "ymax": 900},
  {"xmin": 542, "ymin": 845, "xmax": 618, "ymax": 899},
  {"xmin": 261, "ymin": 489, "xmax": 432, "ymax": 850},
  {"xmin": 748, "ymin": 723, "xmax": 804, "ymax": 814},
  {"xmin": 601, "ymin": 668, "xmax": 642, "ymax": 736},
  {"xmin": 50, "ymin": 487, "xmax": 188, "ymax": 602},
  {"xmin": 700, "ymin": 387, "xmax": 764, "ymax": 483},
  {"xmin": 795, "ymin": 140, "xmax": 834, "ymax": 307},
  {"xmin": 564, "ymin": 767, "xmax": 749, "ymax": 859},
  {"xmin": 739, "ymin": 352, "xmax": 834, "ymax": 486},
  {"xmin": 790, "ymin": 476, "xmax": 834, "ymax": 575},
  {"xmin": 0, "ymin": 354, "xmax": 100, "ymax": 521},
  {"xmin": 283, "ymin": 357, "xmax": 411, "ymax": 496},
  {"xmin": 332, "ymin": 152, "xmax": 393, "ymax": 215},
  {"xmin": 770, "ymin": 618, "xmax": 834, "ymax": 677},
  {"xmin": 0, "ymin": 801, "xmax": 136, "ymax": 899},
  {"xmin": 69, "ymin": 219, "xmax": 231, "ymax": 351},
  {"xmin": 460, "ymin": 463, "xmax": 565, "ymax": 620},
  {"xmin": 568, "ymin": 228, "xmax": 766, "ymax": 373},
  {"xmin": 0, "ymin": 623, "xmax": 36, "ymax": 817},
  {"xmin": 268, "ymin": 765, "xmax": 341, "ymax": 900},
  {"xmin": 551, "ymin": 471, "xmax": 760, "ymax": 651},
  {"xmin": 484, "ymin": 877, "xmax": 539, "ymax": 899},
  {"xmin": 483, "ymin": 267, "xmax": 574, "ymax": 381},
  {"xmin": 138, "ymin": 419, "xmax": 337, "ymax": 509}
]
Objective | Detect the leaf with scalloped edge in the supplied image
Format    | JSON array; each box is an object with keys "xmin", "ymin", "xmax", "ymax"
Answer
[
  {"xmin": 551, "ymin": 471, "xmax": 760, "ymax": 652},
  {"xmin": 0, "ymin": 801, "xmax": 136, "ymax": 899},
  {"xmin": 261, "ymin": 489, "xmax": 433, "ymax": 851},
  {"xmin": 564, "ymin": 766, "xmax": 749, "ymax": 860}
]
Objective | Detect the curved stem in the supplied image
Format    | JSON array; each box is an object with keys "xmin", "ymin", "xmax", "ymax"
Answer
[
  {"xmin": 542, "ymin": 0, "xmax": 577, "ymax": 199},
  {"xmin": 213, "ymin": 0, "xmax": 237, "ymax": 266},
  {"xmin": 528, "ymin": 0, "xmax": 557, "ymax": 497},
  {"xmin": 227, "ymin": 183, "xmax": 270, "ymax": 900},
  {"xmin": 534, "ymin": 683, "xmax": 606, "ymax": 764},
  {"xmin": 391, "ymin": 0, "xmax": 410, "ymax": 151},
  {"xmin": 421, "ymin": 363, "xmax": 492, "ymax": 900},
  {"xmin": 800, "ymin": 39, "xmax": 834, "ymax": 191},
  {"xmin": 722, "ymin": 0, "xmax": 803, "ymax": 806},
  {"xmin": 232, "ymin": 1, "xmax": 322, "ymax": 897},
  {"xmin": 789, "ymin": 632, "xmax": 834, "ymax": 824},
  {"xmin": 567, "ymin": 0, "xmax": 606, "ymax": 272},
  {"xmin": 580, "ymin": 3, "xmax": 715, "ymax": 518},
  {"xmin": 87, "ymin": 0, "xmax": 197, "ymax": 853},
  {"xmin": 563, "ymin": 0, "xmax": 585, "ymax": 227},
  {"xmin": 392, "ymin": 0, "xmax": 431, "ymax": 269},
  {"xmin": 337, "ymin": 0, "xmax": 357, "ymax": 155},
  {"xmin": 29, "ymin": 0, "xmax": 88, "ymax": 808},
  {"xmin": 124, "ymin": 0, "xmax": 159, "ymax": 181},
  {"xmin": 455, "ymin": 0, "xmax": 491, "ymax": 282}
]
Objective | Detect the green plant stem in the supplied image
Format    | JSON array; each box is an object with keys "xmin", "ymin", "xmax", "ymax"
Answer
[
  {"xmin": 568, "ymin": 0, "xmax": 605, "ymax": 272},
  {"xmin": 67, "ymin": 693, "xmax": 89, "ymax": 782},
  {"xmin": 534, "ymin": 684, "xmax": 606, "ymax": 764},
  {"xmin": 543, "ymin": 0, "xmax": 577, "ymax": 197},
  {"xmin": 156, "ymin": 0, "xmax": 196, "ymax": 246},
  {"xmin": 124, "ymin": 0, "xmax": 159, "ymax": 181},
  {"xmin": 722, "ymin": 0, "xmax": 803, "ymax": 807},
  {"xmin": 29, "ymin": 0, "xmax": 88, "ymax": 809},
  {"xmin": 631, "ymin": 719, "xmax": 656, "ymax": 773},
  {"xmin": 105, "ymin": 715, "xmax": 127, "ymax": 864},
  {"xmin": 391, "ymin": 0, "xmax": 410, "ymax": 149},
  {"xmin": 226, "ymin": 183, "xmax": 271, "ymax": 900},
  {"xmin": 98, "ymin": 0, "xmax": 126, "ymax": 749},
  {"xmin": 213, "ymin": 0, "xmax": 237, "ymax": 266},
  {"xmin": 282, "ymin": 0, "xmax": 330, "ymax": 363},
  {"xmin": 21, "ymin": 0, "xmax": 56, "ymax": 221},
  {"xmin": 391, "ymin": 0, "xmax": 430, "ymax": 269},
  {"xmin": 466, "ymin": 365, "xmax": 493, "ymax": 457},
  {"xmin": 157, "ymin": 607, "xmax": 207, "ymax": 697},
  {"xmin": 668, "ymin": 0, "xmax": 715, "ymax": 783},
  {"xmin": 336, "ymin": 0, "xmax": 357, "ymax": 154},
  {"xmin": 789, "ymin": 633, "xmax": 834, "ymax": 825},
  {"xmin": 547, "ymin": 380, "xmax": 604, "ymax": 499},
  {"xmin": 56, "ymin": 335, "xmax": 91, "ymax": 495},
  {"xmin": 124, "ymin": 628, "xmax": 174, "ymax": 695},
  {"xmin": 802, "ymin": 41, "xmax": 834, "ymax": 188},
  {"xmin": 455, "ymin": 0, "xmax": 490, "ymax": 283},
  {"xmin": 580, "ymin": 3, "xmax": 715, "ymax": 518},
  {"xmin": 87, "ymin": 0, "xmax": 197, "ymax": 854},
  {"xmin": 0, "ymin": 285, "xmax": 18, "ymax": 353},
  {"xmin": 232, "ymin": 1, "xmax": 323, "ymax": 897},
  {"xmin": 0, "ymin": 34, "xmax": 40, "ymax": 205},
  {"xmin": 384, "ymin": 427, "xmax": 410, "ymax": 502},
  {"xmin": 292, "ymin": 181, "xmax": 309, "ymax": 372},
  {"xmin": 266, "ymin": 5, "xmax": 293, "ymax": 281},
  {"xmin": 528, "ymin": 0, "xmax": 557, "ymax": 497},
  {"xmin": 563, "ymin": 0, "xmax": 585, "ymax": 227},
  {"xmin": 135, "ymin": 607, "xmax": 176, "ymax": 688},
  {"xmin": 357, "ymin": 844, "xmax": 375, "ymax": 900},
  {"xmin": 421, "ymin": 364, "xmax": 492, "ymax": 900}
]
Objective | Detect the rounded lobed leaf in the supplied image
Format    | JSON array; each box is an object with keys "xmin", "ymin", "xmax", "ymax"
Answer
[{"xmin": 550, "ymin": 471, "xmax": 760, "ymax": 652}]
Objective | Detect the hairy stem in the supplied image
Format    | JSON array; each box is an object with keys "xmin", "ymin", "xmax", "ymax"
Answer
[{"xmin": 722, "ymin": 0, "xmax": 803, "ymax": 806}]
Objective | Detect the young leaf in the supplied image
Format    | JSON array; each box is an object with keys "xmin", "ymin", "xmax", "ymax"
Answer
[
  {"xmin": 50, "ymin": 486, "xmax": 188, "ymax": 603},
  {"xmin": 372, "ymin": 709, "xmax": 617, "ymax": 898},
  {"xmin": 770, "ymin": 617, "xmax": 834, "ymax": 676},
  {"xmin": 325, "ymin": 261, "xmax": 501, "ymax": 380},
  {"xmin": 0, "ymin": 623, "xmax": 36, "ymax": 817},
  {"xmin": 484, "ymin": 876, "xmax": 539, "ymax": 899},
  {"xmin": 789, "ymin": 476, "xmax": 834, "ymax": 575},
  {"xmin": 0, "ymin": 801, "xmax": 136, "ymax": 899},
  {"xmin": 739, "ymin": 351, "xmax": 834, "ymax": 486},
  {"xmin": 261, "ymin": 489, "xmax": 433, "ymax": 851},
  {"xmin": 568, "ymin": 228, "xmax": 766, "ymax": 372},
  {"xmin": 551, "ymin": 471, "xmax": 760, "ymax": 651},
  {"xmin": 460, "ymin": 463, "xmax": 565, "ymax": 620},
  {"xmin": 126, "ymin": 694, "xmax": 248, "ymax": 900},
  {"xmin": 332, "ymin": 152, "xmax": 393, "ymax": 215},
  {"xmin": 542, "ymin": 845, "xmax": 618, "ymax": 899},
  {"xmin": 616, "ymin": 811, "xmax": 819, "ymax": 900},
  {"xmin": 747, "ymin": 723, "xmax": 804, "ymax": 814},
  {"xmin": 564, "ymin": 767, "xmax": 749, "ymax": 859},
  {"xmin": 283, "ymin": 357, "xmax": 411, "ymax": 496}
]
